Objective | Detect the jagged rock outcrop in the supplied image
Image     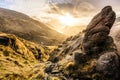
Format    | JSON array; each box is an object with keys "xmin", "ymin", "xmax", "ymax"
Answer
[
  {"xmin": 83, "ymin": 6, "xmax": 116, "ymax": 54},
  {"xmin": 47, "ymin": 6, "xmax": 120, "ymax": 80},
  {"xmin": 49, "ymin": 33, "xmax": 83, "ymax": 62},
  {"xmin": 82, "ymin": 6, "xmax": 120, "ymax": 79}
]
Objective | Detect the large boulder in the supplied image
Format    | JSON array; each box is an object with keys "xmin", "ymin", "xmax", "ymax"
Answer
[
  {"xmin": 82, "ymin": 6, "xmax": 120, "ymax": 79},
  {"xmin": 83, "ymin": 6, "xmax": 116, "ymax": 54},
  {"xmin": 96, "ymin": 52, "xmax": 120, "ymax": 79}
]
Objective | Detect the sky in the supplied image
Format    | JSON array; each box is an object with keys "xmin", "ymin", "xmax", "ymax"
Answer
[
  {"xmin": 0, "ymin": 0, "xmax": 120, "ymax": 34},
  {"xmin": 0, "ymin": 0, "xmax": 48, "ymax": 15},
  {"xmin": 1, "ymin": 0, "xmax": 120, "ymax": 16}
]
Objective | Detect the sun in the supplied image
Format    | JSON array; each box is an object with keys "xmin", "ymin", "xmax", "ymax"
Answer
[{"xmin": 58, "ymin": 13, "xmax": 78, "ymax": 26}]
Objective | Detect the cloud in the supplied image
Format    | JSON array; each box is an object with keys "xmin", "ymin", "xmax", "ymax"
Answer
[
  {"xmin": 1, "ymin": 0, "xmax": 120, "ymax": 17},
  {"xmin": 48, "ymin": 0, "xmax": 96, "ymax": 17},
  {"xmin": 1, "ymin": 0, "xmax": 120, "ymax": 23},
  {"xmin": 4, "ymin": 0, "xmax": 48, "ymax": 15}
]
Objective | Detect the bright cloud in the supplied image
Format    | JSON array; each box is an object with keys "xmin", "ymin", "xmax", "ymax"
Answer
[{"xmin": 4, "ymin": 0, "xmax": 48, "ymax": 15}]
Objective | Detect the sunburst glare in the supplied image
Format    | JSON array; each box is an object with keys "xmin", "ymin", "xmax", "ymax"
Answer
[{"xmin": 58, "ymin": 13, "xmax": 79, "ymax": 26}]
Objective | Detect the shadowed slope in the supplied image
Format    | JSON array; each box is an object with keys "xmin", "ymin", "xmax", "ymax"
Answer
[{"xmin": 0, "ymin": 8, "xmax": 66, "ymax": 45}]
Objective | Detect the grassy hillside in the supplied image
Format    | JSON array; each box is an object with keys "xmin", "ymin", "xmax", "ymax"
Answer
[
  {"xmin": 0, "ymin": 8, "xmax": 66, "ymax": 45},
  {"xmin": 0, "ymin": 33, "xmax": 50, "ymax": 80}
]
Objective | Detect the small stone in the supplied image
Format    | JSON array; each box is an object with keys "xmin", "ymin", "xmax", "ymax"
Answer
[{"xmin": 73, "ymin": 50, "xmax": 86, "ymax": 64}]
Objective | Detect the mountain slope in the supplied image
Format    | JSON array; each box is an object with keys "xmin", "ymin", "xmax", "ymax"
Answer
[{"xmin": 0, "ymin": 8, "xmax": 65, "ymax": 45}]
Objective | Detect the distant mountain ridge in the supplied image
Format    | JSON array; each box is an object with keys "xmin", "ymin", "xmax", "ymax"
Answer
[{"xmin": 0, "ymin": 8, "xmax": 66, "ymax": 45}]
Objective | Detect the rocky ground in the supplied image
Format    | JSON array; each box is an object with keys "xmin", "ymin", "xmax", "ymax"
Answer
[{"xmin": 0, "ymin": 6, "xmax": 120, "ymax": 80}]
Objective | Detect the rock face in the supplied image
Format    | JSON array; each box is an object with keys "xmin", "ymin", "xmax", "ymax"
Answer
[
  {"xmin": 83, "ymin": 6, "xmax": 116, "ymax": 54},
  {"xmin": 49, "ymin": 33, "xmax": 83, "ymax": 62},
  {"xmin": 83, "ymin": 6, "xmax": 120, "ymax": 79}
]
